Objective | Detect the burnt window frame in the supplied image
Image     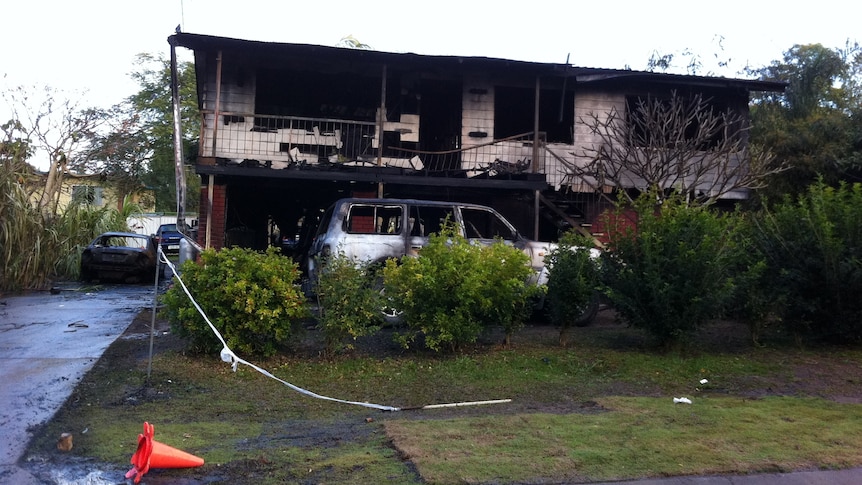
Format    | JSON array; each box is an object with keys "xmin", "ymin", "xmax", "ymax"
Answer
[
  {"xmin": 494, "ymin": 86, "xmax": 574, "ymax": 143},
  {"xmin": 624, "ymin": 93, "xmax": 738, "ymax": 150}
]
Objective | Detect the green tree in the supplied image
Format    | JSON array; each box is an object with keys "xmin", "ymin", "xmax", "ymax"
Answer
[
  {"xmin": 126, "ymin": 53, "xmax": 200, "ymax": 212},
  {"xmin": 748, "ymin": 42, "xmax": 862, "ymax": 198},
  {"xmin": 74, "ymin": 106, "xmax": 153, "ymax": 211}
]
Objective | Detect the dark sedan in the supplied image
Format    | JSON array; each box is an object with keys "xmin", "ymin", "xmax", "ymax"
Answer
[
  {"xmin": 80, "ymin": 232, "xmax": 159, "ymax": 283},
  {"xmin": 155, "ymin": 223, "xmax": 189, "ymax": 255}
]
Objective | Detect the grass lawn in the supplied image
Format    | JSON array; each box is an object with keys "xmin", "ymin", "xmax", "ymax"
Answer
[{"xmin": 23, "ymin": 306, "xmax": 862, "ymax": 484}]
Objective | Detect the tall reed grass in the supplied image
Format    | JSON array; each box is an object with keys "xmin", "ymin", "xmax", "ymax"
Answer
[{"xmin": 0, "ymin": 161, "xmax": 135, "ymax": 292}]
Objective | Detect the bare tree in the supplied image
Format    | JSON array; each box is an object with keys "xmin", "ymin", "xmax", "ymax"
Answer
[
  {"xmin": 2, "ymin": 85, "xmax": 107, "ymax": 215},
  {"xmin": 570, "ymin": 92, "xmax": 784, "ymax": 206}
]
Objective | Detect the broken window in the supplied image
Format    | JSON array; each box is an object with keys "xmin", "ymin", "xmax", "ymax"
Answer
[
  {"xmin": 625, "ymin": 94, "xmax": 737, "ymax": 149},
  {"xmin": 460, "ymin": 207, "xmax": 516, "ymax": 240},
  {"xmin": 346, "ymin": 204, "xmax": 404, "ymax": 235},
  {"xmin": 494, "ymin": 86, "xmax": 574, "ymax": 143},
  {"xmin": 255, "ymin": 68, "xmax": 381, "ymax": 124},
  {"xmin": 408, "ymin": 205, "xmax": 456, "ymax": 237}
]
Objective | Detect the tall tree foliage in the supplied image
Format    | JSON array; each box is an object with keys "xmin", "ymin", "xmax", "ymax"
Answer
[
  {"xmin": 125, "ymin": 53, "xmax": 200, "ymax": 212},
  {"xmin": 74, "ymin": 106, "xmax": 153, "ymax": 210},
  {"xmin": 748, "ymin": 42, "xmax": 862, "ymax": 198}
]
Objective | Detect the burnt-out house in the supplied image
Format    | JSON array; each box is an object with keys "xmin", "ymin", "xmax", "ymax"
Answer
[{"xmin": 168, "ymin": 32, "xmax": 784, "ymax": 255}]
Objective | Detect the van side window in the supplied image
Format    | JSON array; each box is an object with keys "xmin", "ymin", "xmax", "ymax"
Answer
[
  {"xmin": 461, "ymin": 207, "xmax": 515, "ymax": 239},
  {"xmin": 409, "ymin": 205, "xmax": 456, "ymax": 236},
  {"xmin": 346, "ymin": 204, "xmax": 403, "ymax": 234}
]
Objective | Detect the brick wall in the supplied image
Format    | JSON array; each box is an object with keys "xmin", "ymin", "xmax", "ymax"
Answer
[{"xmin": 197, "ymin": 182, "xmax": 227, "ymax": 249}]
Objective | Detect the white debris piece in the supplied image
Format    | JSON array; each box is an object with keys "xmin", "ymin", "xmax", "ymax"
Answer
[
  {"xmin": 700, "ymin": 379, "xmax": 709, "ymax": 385},
  {"xmin": 673, "ymin": 397, "xmax": 693, "ymax": 404}
]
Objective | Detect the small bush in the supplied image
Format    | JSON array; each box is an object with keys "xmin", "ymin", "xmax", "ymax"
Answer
[
  {"xmin": 161, "ymin": 246, "xmax": 309, "ymax": 357},
  {"xmin": 545, "ymin": 231, "xmax": 601, "ymax": 345},
  {"xmin": 600, "ymin": 193, "xmax": 742, "ymax": 347},
  {"xmin": 383, "ymin": 222, "xmax": 536, "ymax": 352},
  {"xmin": 314, "ymin": 253, "xmax": 382, "ymax": 354}
]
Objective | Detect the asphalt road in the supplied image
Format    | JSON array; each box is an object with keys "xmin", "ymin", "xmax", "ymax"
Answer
[{"xmin": 0, "ymin": 283, "xmax": 155, "ymax": 484}]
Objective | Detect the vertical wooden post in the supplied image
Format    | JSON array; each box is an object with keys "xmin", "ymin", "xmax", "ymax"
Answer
[
  {"xmin": 377, "ymin": 65, "xmax": 387, "ymax": 198},
  {"xmin": 533, "ymin": 77, "xmax": 541, "ymax": 240},
  {"xmin": 170, "ymin": 38, "xmax": 187, "ymax": 232}
]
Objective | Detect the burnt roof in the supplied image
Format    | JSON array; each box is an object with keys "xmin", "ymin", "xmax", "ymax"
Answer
[{"xmin": 169, "ymin": 32, "xmax": 786, "ymax": 93}]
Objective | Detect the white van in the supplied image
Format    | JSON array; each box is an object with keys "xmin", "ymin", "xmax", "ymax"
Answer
[{"xmin": 305, "ymin": 198, "xmax": 555, "ymax": 288}]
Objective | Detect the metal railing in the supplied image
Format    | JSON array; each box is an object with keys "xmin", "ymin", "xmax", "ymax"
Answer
[{"xmin": 199, "ymin": 111, "xmax": 547, "ymax": 178}]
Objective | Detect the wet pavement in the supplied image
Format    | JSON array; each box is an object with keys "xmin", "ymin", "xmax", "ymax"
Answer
[{"xmin": 0, "ymin": 283, "xmax": 155, "ymax": 484}]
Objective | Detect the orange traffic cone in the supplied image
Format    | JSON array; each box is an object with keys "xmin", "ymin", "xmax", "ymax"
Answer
[{"xmin": 125, "ymin": 421, "xmax": 204, "ymax": 484}]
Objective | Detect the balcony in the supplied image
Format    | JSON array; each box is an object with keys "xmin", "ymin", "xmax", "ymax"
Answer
[{"xmin": 197, "ymin": 111, "xmax": 548, "ymax": 184}]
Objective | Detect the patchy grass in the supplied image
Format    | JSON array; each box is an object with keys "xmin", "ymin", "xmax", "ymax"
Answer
[
  {"xmin": 385, "ymin": 396, "xmax": 862, "ymax": 483},
  {"xmin": 23, "ymin": 309, "xmax": 862, "ymax": 484}
]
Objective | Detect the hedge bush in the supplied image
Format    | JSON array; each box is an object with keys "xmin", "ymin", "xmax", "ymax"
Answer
[
  {"xmin": 161, "ymin": 246, "xmax": 309, "ymax": 357},
  {"xmin": 600, "ymin": 193, "xmax": 743, "ymax": 347},
  {"xmin": 314, "ymin": 253, "xmax": 382, "ymax": 354},
  {"xmin": 545, "ymin": 231, "xmax": 601, "ymax": 345},
  {"xmin": 754, "ymin": 181, "xmax": 862, "ymax": 342},
  {"xmin": 383, "ymin": 222, "xmax": 537, "ymax": 352}
]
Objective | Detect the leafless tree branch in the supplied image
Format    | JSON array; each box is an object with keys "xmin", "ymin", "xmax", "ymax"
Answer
[{"xmin": 567, "ymin": 92, "xmax": 788, "ymax": 206}]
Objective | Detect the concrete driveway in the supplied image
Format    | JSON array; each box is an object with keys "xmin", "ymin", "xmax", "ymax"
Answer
[{"xmin": 0, "ymin": 283, "xmax": 155, "ymax": 484}]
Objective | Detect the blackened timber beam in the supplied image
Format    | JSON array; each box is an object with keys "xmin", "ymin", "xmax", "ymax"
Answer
[{"xmin": 196, "ymin": 164, "xmax": 549, "ymax": 190}]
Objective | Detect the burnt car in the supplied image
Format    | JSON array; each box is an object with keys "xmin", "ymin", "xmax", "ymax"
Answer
[{"xmin": 80, "ymin": 232, "xmax": 159, "ymax": 283}]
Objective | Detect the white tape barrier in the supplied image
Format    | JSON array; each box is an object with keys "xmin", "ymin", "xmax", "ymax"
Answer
[{"xmin": 158, "ymin": 250, "xmax": 512, "ymax": 412}]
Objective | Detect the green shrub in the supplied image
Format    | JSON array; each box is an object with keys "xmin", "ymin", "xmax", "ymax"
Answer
[
  {"xmin": 314, "ymin": 253, "xmax": 382, "ymax": 354},
  {"xmin": 725, "ymin": 214, "xmax": 776, "ymax": 345},
  {"xmin": 545, "ymin": 231, "xmax": 601, "ymax": 345},
  {"xmin": 754, "ymin": 181, "xmax": 862, "ymax": 342},
  {"xmin": 161, "ymin": 246, "xmax": 309, "ymax": 357},
  {"xmin": 600, "ymin": 193, "xmax": 742, "ymax": 347},
  {"xmin": 383, "ymin": 222, "xmax": 536, "ymax": 352}
]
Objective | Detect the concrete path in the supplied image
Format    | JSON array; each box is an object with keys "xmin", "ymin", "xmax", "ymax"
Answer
[{"xmin": 0, "ymin": 284, "xmax": 154, "ymax": 484}]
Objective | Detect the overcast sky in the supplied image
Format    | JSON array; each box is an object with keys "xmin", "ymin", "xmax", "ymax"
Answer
[{"xmin": 2, "ymin": 0, "xmax": 859, "ymax": 117}]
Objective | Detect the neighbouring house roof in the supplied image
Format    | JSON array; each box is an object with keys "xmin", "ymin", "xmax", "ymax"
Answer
[{"xmin": 168, "ymin": 32, "xmax": 787, "ymax": 94}]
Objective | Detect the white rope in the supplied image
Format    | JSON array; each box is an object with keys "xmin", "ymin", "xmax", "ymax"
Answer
[
  {"xmin": 158, "ymin": 249, "xmax": 512, "ymax": 413},
  {"xmin": 159, "ymin": 250, "xmax": 398, "ymax": 412}
]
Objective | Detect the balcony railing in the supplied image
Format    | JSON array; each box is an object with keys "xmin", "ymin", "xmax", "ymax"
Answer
[{"xmin": 198, "ymin": 111, "xmax": 546, "ymax": 179}]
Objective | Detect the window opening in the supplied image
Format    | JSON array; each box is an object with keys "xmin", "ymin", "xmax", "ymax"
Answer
[{"xmin": 346, "ymin": 204, "xmax": 403, "ymax": 234}]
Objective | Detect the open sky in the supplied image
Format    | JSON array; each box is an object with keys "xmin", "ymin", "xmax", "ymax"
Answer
[{"xmin": 2, "ymin": 0, "xmax": 859, "ymax": 119}]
